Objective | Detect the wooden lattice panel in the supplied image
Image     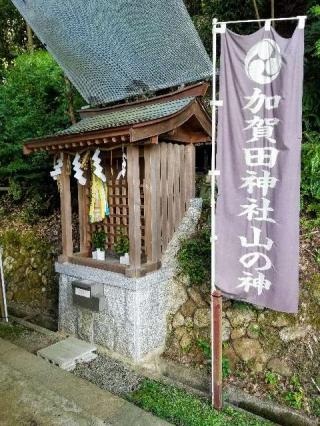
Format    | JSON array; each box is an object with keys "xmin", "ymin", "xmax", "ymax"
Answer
[
  {"xmin": 103, "ymin": 179, "xmax": 129, "ymax": 251},
  {"xmin": 87, "ymin": 149, "xmax": 145, "ymax": 254}
]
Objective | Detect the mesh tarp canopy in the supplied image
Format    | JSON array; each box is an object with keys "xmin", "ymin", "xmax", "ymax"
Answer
[{"xmin": 12, "ymin": 0, "xmax": 211, "ymax": 106}]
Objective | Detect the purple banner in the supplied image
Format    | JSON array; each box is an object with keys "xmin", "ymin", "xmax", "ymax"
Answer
[{"xmin": 216, "ymin": 26, "xmax": 304, "ymax": 313}]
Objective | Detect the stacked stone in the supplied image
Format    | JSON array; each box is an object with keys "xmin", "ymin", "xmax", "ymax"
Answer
[{"xmin": 166, "ymin": 275, "xmax": 313, "ymax": 378}]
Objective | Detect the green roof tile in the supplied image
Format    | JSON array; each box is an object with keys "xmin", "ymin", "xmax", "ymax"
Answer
[{"xmin": 57, "ymin": 97, "xmax": 194, "ymax": 136}]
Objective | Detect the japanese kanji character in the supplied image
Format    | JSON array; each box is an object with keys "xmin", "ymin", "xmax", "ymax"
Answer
[
  {"xmin": 238, "ymin": 197, "xmax": 275, "ymax": 223},
  {"xmin": 244, "ymin": 116, "xmax": 280, "ymax": 144},
  {"xmin": 237, "ymin": 272, "xmax": 272, "ymax": 295},
  {"xmin": 240, "ymin": 170, "xmax": 278, "ymax": 197},
  {"xmin": 239, "ymin": 252, "xmax": 272, "ymax": 271},
  {"xmin": 243, "ymin": 147, "xmax": 279, "ymax": 168},
  {"xmin": 239, "ymin": 226, "xmax": 273, "ymax": 250},
  {"xmin": 243, "ymin": 88, "xmax": 281, "ymax": 114}
]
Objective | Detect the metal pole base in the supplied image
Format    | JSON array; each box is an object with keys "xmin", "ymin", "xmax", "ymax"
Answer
[{"xmin": 211, "ymin": 289, "xmax": 223, "ymax": 410}]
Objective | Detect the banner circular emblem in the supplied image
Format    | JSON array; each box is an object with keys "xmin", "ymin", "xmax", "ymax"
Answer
[{"xmin": 245, "ymin": 39, "xmax": 282, "ymax": 84}]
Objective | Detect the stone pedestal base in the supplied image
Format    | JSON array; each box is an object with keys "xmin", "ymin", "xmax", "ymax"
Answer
[{"xmin": 56, "ymin": 262, "xmax": 172, "ymax": 361}]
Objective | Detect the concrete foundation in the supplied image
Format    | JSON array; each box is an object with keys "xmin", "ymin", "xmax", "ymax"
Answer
[{"xmin": 56, "ymin": 262, "xmax": 172, "ymax": 361}]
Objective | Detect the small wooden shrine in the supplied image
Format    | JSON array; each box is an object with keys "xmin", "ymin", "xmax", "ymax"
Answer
[{"xmin": 24, "ymin": 83, "xmax": 211, "ymax": 277}]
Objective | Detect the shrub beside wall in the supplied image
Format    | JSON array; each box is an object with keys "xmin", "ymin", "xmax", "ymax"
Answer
[{"xmin": 0, "ymin": 229, "xmax": 58, "ymax": 320}]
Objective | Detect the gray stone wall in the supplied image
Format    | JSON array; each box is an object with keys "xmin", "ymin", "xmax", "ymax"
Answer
[{"xmin": 165, "ymin": 265, "xmax": 319, "ymax": 381}]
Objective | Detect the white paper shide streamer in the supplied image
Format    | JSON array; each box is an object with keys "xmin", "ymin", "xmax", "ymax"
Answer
[
  {"xmin": 92, "ymin": 148, "xmax": 106, "ymax": 182},
  {"xmin": 72, "ymin": 153, "xmax": 87, "ymax": 185},
  {"xmin": 116, "ymin": 151, "xmax": 127, "ymax": 180},
  {"xmin": 50, "ymin": 154, "xmax": 63, "ymax": 180}
]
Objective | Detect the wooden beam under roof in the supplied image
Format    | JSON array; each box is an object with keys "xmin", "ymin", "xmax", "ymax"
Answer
[{"xmin": 130, "ymin": 100, "xmax": 211, "ymax": 142}]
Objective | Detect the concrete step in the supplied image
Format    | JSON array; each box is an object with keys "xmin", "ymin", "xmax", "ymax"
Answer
[{"xmin": 37, "ymin": 336, "xmax": 97, "ymax": 370}]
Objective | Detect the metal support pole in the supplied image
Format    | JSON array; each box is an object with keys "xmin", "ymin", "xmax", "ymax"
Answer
[
  {"xmin": 211, "ymin": 17, "xmax": 223, "ymax": 410},
  {"xmin": 0, "ymin": 247, "xmax": 8, "ymax": 322}
]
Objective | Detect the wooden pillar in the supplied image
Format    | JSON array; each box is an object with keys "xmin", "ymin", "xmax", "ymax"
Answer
[
  {"xmin": 127, "ymin": 145, "xmax": 141, "ymax": 275},
  {"xmin": 160, "ymin": 143, "xmax": 168, "ymax": 253},
  {"xmin": 167, "ymin": 143, "xmax": 175, "ymax": 241},
  {"xmin": 185, "ymin": 144, "xmax": 196, "ymax": 204},
  {"xmin": 78, "ymin": 178, "xmax": 89, "ymax": 255},
  {"xmin": 179, "ymin": 144, "xmax": 187, "ymax": 216},
  {"xmin": 174, "ymin": 144, "xmax": 181, "ymax": 230},
  {"xmin": 144, "ymin": 144, "xmax": 161, "ymax": 263},
  {"xmin": 60, "ymin": 153, "xmax": 73, "ymax": 260}
]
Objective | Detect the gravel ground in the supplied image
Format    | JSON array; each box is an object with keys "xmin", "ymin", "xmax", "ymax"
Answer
[
  {"xmin": 0, "ymin": 321, "xmax": 59, "ymax": 354},
  {"xmin": 73, "ymin": 353, "xmax": 144, "ymax": 396}
]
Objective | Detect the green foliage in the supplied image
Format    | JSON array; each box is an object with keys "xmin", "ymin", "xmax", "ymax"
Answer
[
  {"xmin": 185, "ymin": 0, "xmax": 267, "ymax": 55},
  {"xmin": 301, "ymin": 131, "xmax": 320, "ymax": 225},
  {"xmin": 301, "ymin": 0, "xmax": 320, "ymax": 225},
  {"xmin": 291, "ymin": 374, "xmax": 301, "ymax": 389},
  {"xmin": 19, "ymin": 194, "xmax": 53, "ymax": 224},
  {"xmin": 0, "ymin": 228, "xmax": 57, "ymax": 310},
  {"xmin": 302, "ymin": 4, "xmax": 320, "ymax": 134},
  {"xmin": 178, "ymin": 228, "xmax": 210, "ymax": 286},
  {"xmin": 311, "ymin": 396, "xmax": 320, "ymax": 417},
  {"xmin": 313, "ymin": 248, "xmax": 320, "ymax": 265},
  {"xmin": 129, "ymin": 379, "xmax": 271, "ymax": 426},
  {"xmin": 0, "ymin": 51, "xmax": 68, "ymax": 140},
  {"xmin": 197, "ymin": 338, "xmax": 211, "ymax": 359},
  {"xmin": 0, "ymin": 322, "xmax": 25, "ymax": 339},
  {"xmin": 284, "ymin": 391, "xmax": 304, "ymax": 410},
  {"xmin": 197, "ymin": 339, "xmax": 231, "ymax": 378},
  {"xmin": 0, "ymin": 228, "xmax": 52, "ymax": 253},
  {"xmin": 0, "ymin": 0, "xmax": 27, "ymax": 77},
  {"xmin": 284, "ymin": 375, "xmax": 304, "ymax": 410},
  {"xmin": 0, "ymin": 51, "xmax": 83, "ymax": 201},
  {"xmin": 247, "ymin": 323, "xmax": 261, "ymax": 338},
  {"xmin": 92, "ymin": 230, "xmax": 106, "ymax": 250},
  {"xmin": 222, "ymin": 356, "xmax": 231, "ymax": 379},
  {"xmin": 7, "ymin": 178, "xmax": 23, "ymax": 201},
  {"xmin": 265, "ymin": 371, "xmax": 279, "ymax": 386},
  {"xmin": 231, "ymin": 300, "xmax": 252, "ymax": 311},
  {"xmin": 114, "ymin": 228, "xmax": 129, "ymax": 256}
]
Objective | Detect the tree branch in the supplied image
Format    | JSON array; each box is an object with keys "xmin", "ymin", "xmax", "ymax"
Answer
[
  {"xmin": 252, "ymin": 0, "xmax": 261, "ymax": 27},
  {"xmin": 26, "ymin": 23, "xmax": 34, "ymax": 53}
]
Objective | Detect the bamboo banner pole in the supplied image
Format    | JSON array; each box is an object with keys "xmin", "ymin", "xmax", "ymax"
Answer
[{"xmin": 0, "ymin": 246, "xmax": 8, "ymax": 322}]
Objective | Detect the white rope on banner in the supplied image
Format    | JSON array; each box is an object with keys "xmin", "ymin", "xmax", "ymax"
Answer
[{"xmin": 216, "ymin": 16, "xmax": 306, "ymax": 26}]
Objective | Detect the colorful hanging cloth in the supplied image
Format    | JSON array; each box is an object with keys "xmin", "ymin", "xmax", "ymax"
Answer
[{"xmin": 89, "ymin": 170, "xmax": 110, "ymax": 223}]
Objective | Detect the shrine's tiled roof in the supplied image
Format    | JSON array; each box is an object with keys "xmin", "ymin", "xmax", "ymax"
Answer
[{"xmin": 57, "ymin": 97, "xmax": 194, "ymax": 136}]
